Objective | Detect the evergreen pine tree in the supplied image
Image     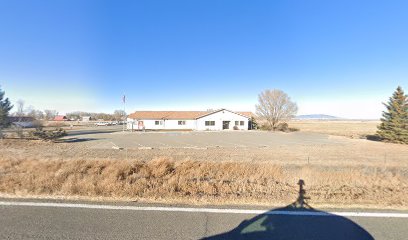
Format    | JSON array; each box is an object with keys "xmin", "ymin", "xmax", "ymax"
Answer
[
  {"xmin": 0, "ymin": 86, "xmax": 13, "ymax": 129},
  {"xmin": 377, "ymin": 86, "xmax": 408, "ymax": 144}
]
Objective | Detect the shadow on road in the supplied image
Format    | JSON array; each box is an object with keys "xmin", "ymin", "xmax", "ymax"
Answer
[
  {"xmin": 202, "ymin": 180, "xmax": 374, "ymax": 240},
  {"xmin": 58, "ymin": 137, "xmax": 101, "ymax": 143},
  {"xmin": 67, "ymin": 129, "xmax": 120, "ymax": 136}
]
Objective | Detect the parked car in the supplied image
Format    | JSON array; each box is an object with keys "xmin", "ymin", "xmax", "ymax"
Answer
[{"xmin": 95, "ymin": 122, "xmax": 111, "ymax": 126}]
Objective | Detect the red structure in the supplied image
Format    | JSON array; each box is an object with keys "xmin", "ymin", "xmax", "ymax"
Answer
[{"xmin": 54, "ymin": 115, "xmax": 68, "ymax": 121}]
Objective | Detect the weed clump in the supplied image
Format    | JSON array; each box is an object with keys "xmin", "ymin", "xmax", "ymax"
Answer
[{"xmin": 30, "ymin": 127, "xmax": 67, "ymax": 142}]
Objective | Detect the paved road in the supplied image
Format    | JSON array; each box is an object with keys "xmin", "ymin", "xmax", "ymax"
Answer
[
  {"xmin": 1, "ymin": 199, "xmax": 407, "ymax": 240},
  {"xmin": 66, "ymin": 126, "xmax": 123, "ymax": 136}
]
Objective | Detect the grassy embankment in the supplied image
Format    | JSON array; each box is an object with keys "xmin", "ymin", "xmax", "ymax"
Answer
[{"xmin": 1, "ymin": 156, "xmax": 407, "ymax": 209}]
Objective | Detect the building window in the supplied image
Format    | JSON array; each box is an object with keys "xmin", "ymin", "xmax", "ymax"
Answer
[
  {"xmin": 205, "ymin": 121, "xmax": 215, "ymax": 126},
  {"xmin": 178, "ymin": 120, "xmax": 186, "ymax": 125},
  {"xmin": 155, "ymin": 120, "xmax": 163, "ymax": 125},
  {"xmin": 235, "ymin": 121, "xmax": 244, "ymax": 126}
]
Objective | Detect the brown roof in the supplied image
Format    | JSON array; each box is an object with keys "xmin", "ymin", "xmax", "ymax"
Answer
[
  {"xmin": 237, "ymin": 112, "xmax": 254, "ymax": 118},
  {"xmin": 128, "ymin": 110, "xmax": 253, "ymax": 120},
  {"xmin": 128, "ymin": 111, "xmax": 207, "ymax": 120}
]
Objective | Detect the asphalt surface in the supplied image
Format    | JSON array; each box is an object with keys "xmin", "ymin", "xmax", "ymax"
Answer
[
  {"xmin": 65, "ymin": 126, "xmax": 348, "ymax": 149},
  {"xmin": 1, "ymin": 199, "xmax": 407, "ymax": 240},
  {"xmin": 66, "ymin": 126, "xmax": 124, "ymax": 136}
]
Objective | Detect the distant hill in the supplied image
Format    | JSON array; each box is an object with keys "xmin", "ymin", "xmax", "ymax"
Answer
[{"xmin": 295, "ymin": 114, "xmax": 341, "ymax": 120}]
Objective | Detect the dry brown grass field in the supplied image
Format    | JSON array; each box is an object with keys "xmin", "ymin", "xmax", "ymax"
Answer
[
  {"xmin": 1, "ymin": 156, "xmax": 407, "ymax": 209},
  {"xmin": 1, "ymin": 122, "xmax": 408, "ymax": 209},
  {"xmin": 289, "ymin": 120, "xmax": 380, "ymax": 138}
]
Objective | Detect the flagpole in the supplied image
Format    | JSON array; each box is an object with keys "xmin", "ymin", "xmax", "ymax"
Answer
[{"xmin": 123, "ymin": 94, "xmax": 126, "ymax": 132}]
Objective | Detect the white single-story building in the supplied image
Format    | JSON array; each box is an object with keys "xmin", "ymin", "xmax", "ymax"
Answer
[
  {"xmin": 82, "ymin": 116, "xmax": 92, "ymax": 122},
  {"xmin": 127, "ymin": 109, "xmax": 253, "ymax": 131}
]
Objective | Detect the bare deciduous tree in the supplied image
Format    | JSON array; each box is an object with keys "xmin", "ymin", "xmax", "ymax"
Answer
[
  {"xmin": 35, "ymin": 110, "xmax": 45, "ymax": 120},
  {"xmin": 255, "ymin": 89, "xmax": 298, "ymax": 130},
  {"xmin": 113, "ymin": 110, "xmax": 126, "ymax": 121},
  {"xmin": 44, "ymin": 109, "xmax": 58, "ymax": 120},
  {"xmin": 26, "ymin": 108, "xmax": 45, "ymax": 120},
  {"xmin": 16, "ymin": 99, "xmax": 25, "ymax": 117}
]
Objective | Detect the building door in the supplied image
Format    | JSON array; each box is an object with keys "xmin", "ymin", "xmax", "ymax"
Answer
[
  {"xmin": 138, "ymin": 121, "xmax": 145, "ymax": 130},
  {"xmin": 222, "ymin": 121, "xmax": 230, "ymax": 130}
]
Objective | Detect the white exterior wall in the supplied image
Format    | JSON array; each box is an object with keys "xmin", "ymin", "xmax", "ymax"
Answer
[
  {"xmin": 127, "ymin": 118, "xmax": 196, "ymax": 130},
  {"xmin": 127, "ymin": 119, "xmax": 165, "ymax": 130},
  {"xmin": 196, "ymin": 110, "xmax": 249, "ymax": 131},
  {"xmin": 162, "ymin": 120, "xmax": 196, "ymax": 130},
  {"xmin": 142, "ymin": 120, "xmax": 164, "ymax": 130},
  {"xmin": 127, "ymin": 118, "xmax": 137, "ymax": 130},
  {"xmin": 127, "ymin": 118, "xmax": 133, "ymax": 129}
]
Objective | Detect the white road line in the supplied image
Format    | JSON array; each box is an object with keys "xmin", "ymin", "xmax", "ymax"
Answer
[
  {"xmin": 110, "ymin": 141, "xmax": 121, "ymax": 149},
  {"xmin": 0, "ymin": 201, "xmax": 408, "ymax": 218}
]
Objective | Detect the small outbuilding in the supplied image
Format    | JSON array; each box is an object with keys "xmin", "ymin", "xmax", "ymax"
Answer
[
  {"xmin": 7, "ymin": 116, "xmax": 36, "ymax": 128},
  {"xmin": 54, "ymin": 115, "xmax": 68, "ymax": 121}
]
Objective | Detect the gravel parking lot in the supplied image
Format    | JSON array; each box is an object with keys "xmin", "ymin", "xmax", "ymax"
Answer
[
  {"xmin": 57, "ymin": 126, "xmax": 408, "ymax": 166},
  {"xmin": 66, "ymin": 127, "xmax": 348, "ymax": 150}
]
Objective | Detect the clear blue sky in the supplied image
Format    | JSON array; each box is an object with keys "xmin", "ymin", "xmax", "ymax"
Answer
[{"xmin": 1, "ymin": 0, "xmax": 407, "ymax": 119}]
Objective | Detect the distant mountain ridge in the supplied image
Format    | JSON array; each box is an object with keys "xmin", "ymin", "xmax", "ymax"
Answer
[{"xmin": 295, "ymin": 114, "xmax": 341, "ymax": 120}]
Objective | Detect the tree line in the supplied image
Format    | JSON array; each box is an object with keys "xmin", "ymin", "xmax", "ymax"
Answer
[
  {"xmin": 7, "ymin": 99, "xmax": 126, "ymax": 121},
  {"xmin": 65, "ymin": 110, "xmax": 126, "ymax": 121}
]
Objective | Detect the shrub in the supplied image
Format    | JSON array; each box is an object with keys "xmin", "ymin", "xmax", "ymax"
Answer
[
  {"xmin": 288, "ymin": 127, "xmax": 300, "ymax": 132},
  {"xmin": 260, "ymin": 124, "xmax": 273, "ymax": 131},
  {"xmin": 32, "ymin": 120, "xmax": 44, "ymax": 129},
  {"xmin": 250, "ymin": 116, "xmax": 258, "ymax": 130},
  {"xmin": 15, "ymin": 126, "xmax": 24, "ymax": 138},
  {"xmin": 233, "ymin": 125, "xmax": 239, "ymax": 130},
  {"xmin": 30, "ymin": 127, "xmax": 67, "ymax": 142},
  {"xmin": 260, "ymin": 122, "xmax": 299, "ymax": 132},
  {"xmin": 277, "ymin": 122, "xmax": 289, "ymax": 132}
]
